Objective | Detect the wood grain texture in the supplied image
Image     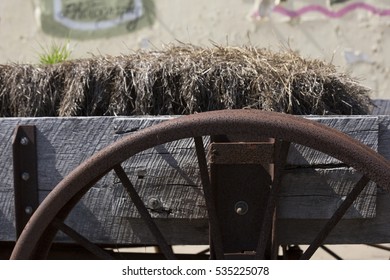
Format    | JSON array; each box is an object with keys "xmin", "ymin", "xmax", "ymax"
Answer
[
  {"xmin": 277, "ymin": 191, "xmax": 390, "ymax": 245},
  {"xmin": 0, "ymin": 113, "xmax": 389, "ymax": 245},
  {"xmin": 372, "ymin": 99, "xmax": 390, "ymax": 115}
]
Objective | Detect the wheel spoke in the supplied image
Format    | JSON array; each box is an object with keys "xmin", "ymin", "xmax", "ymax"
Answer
[
  {"xmin": 367, "ymin": 244, "xmax": 390, "ymax": 252},
  {"xmin": 197, "ymin": 247, "xmax": 210, "ymax": 255},
  {"xmin": 255, "ymin": 140, "xmax": 291, "ymax": 259},
  {"xmin": 301, "ymin": 175, "xmax": 370, "ymax": 259},
  {"xmin": 194, "ymin": 136, "xmax": 225, "ymax": 259},
  {"xmin": 113, "ymin": 164, "xmax": 176, "ymax": 260},
  {"xmin": 320, "ymin": 245, "xmax": 342, "ymax": 260},
  {"xmin": 52, "ymin": 218, "xmax": 115, "ymax": 260}
]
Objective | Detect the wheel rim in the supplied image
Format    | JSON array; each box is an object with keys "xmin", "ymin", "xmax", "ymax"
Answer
[{"xmin": 10, "ymin": 110, "xmax": 390, "ymax": 259}]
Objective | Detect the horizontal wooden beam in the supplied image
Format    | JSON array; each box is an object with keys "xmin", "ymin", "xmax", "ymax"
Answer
[{"xmin": 0, "ymin": 112, "xmax": 388, "ymax": 245}]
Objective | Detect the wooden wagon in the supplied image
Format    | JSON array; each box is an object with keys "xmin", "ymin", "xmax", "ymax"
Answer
[{"xmin": 2, "ymin": 99, "xmax": 390, "ymax": 260}]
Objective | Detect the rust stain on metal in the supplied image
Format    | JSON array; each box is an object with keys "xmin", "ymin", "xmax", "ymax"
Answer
[{"xmin": 210, "ymin": 142, "xmax": 275, "ymax": 165}]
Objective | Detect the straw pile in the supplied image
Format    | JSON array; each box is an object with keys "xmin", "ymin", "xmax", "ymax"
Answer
[{"xmin": 0, "ymin": 45, "xmax": 372, "ymax": 117}]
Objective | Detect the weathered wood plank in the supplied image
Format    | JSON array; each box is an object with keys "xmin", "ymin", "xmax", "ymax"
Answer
[
  {"xmin": 57, "ymin": 166, "xmax": 375, "ymax": 245},
  {"xmin": 0, "ymin": 114, "xmax": 388, "ymax": 245},
  {"xmin": 378, "ymin": 116, "xmax": 390, "ymax": 162},
  {"xmin": 56, "ymin": 189, "xmax": 390, "ymax": 246},
  {"xmin": 277, "ymin": 191, "xmax": 390, "ymax": 245},
  {"xmin": 109, "ymin": 117, "xmax": 379, "ymax": 221},
  {"xmin": 279, "ymin": 168, "xmax": 376, "ymax": 219},
  {"xmin": 372, "ymin": 99, "xmax": 390, "ymax": 115},
  {"xmin": 0, "ymin": 190, "xmax": 15, "ymax": 241},
  {"xmin": 373, "ymin": 100, "xmax": 390, "ymax": 161},
  {"xmin": 286, "ymin": 116, "xmax": 378, "ymax": 166},
  {"xmin": 0, "ymin": 117, "xmax": 174, "ymax": 242}
]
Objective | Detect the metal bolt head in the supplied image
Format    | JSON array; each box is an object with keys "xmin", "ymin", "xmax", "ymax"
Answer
[
  {"xmin": 148, "ymin": 197, "xmax": 162, "ymax": 210},
  {"xmin": 21, "ymin": 172, "xmax": 30, "ymax": 181},
  {"xmin": 235, "ymin": 201, "xmax": 249, "ymax": 215},
  {"xmin": 20, "ymin": 137, "xmax": 29, "ymax": 146},
  {"xmin": 25, "ymin": 206, "xmax": 33, "ymax": 215}
]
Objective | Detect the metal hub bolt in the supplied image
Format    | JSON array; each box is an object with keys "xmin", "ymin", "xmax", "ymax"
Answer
[
  {"xmin": 25, "ymin": 206, "xmax": 33, "ymax": 215},
  {"xmin": 21, "ymin": 172, "xmax": 30, "ymax": 181},
  {"xmin": 20, "ymin": 137, "xmax": 29, "ymax": 146},
  {"xmin": 148, "ymin": 197, "xmax": 162, "ymax": 210},
  {"xmin": 235, "ymin": 201, "xmax": 249, "ymax": 215}
]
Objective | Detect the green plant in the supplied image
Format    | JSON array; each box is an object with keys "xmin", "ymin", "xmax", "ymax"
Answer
[{"xmin": 38, "ymin": 41, "xmax": 72, "ymax": 65}]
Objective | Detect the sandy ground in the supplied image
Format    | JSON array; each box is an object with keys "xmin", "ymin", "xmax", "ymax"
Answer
[
  {"xmin": 304, "ymin": 244, "xmax": 390, "ymax": 260},
  {"xmin": 121, "ymin": 244, "xmax": 390, "ymax": 260},
  {"xmin": 1, "ymin": 0, "xmax": 390, "ymax": 99}
]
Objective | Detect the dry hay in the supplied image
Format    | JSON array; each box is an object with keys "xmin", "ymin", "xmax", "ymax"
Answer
[{"xmin": 0, "ymin": 45, "xmax": 372, "ymax": 117}]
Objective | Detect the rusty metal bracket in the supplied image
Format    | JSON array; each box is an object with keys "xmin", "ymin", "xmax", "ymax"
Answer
[
  {"xmin": 209, "ymin": 139, "xmax": 275, "ymax": 256},
  {"xmin": 209, "ymin": 142, "xmax": 275, "ymax": 166},
  {"xmin": 13, "ymin": 125, "xmax": 39, "ymax": 238}
]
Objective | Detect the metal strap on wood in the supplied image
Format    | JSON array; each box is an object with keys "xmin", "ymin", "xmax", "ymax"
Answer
[
  {"xmin": 209, "ymin": 136, "xmax": 275, "ymax": 258},
  {"xmin": 13, "ymin": 125, "xmax": 39, "ymax": 238}
]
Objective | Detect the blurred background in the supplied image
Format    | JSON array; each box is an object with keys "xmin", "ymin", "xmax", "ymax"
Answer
[{"xmin": 0, "ymin": 0, "xmax": 389, "ymax": 99}]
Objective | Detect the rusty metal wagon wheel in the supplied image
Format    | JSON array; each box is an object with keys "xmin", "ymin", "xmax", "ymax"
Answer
[{"xmin": 10, "ymin": 110, "xmax": 390, "ymax": 260}]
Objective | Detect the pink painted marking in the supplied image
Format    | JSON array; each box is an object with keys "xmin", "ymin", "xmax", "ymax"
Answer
[{"xmin": 273, "ymin": 2, "xmax": 390, "ymax": 18}]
